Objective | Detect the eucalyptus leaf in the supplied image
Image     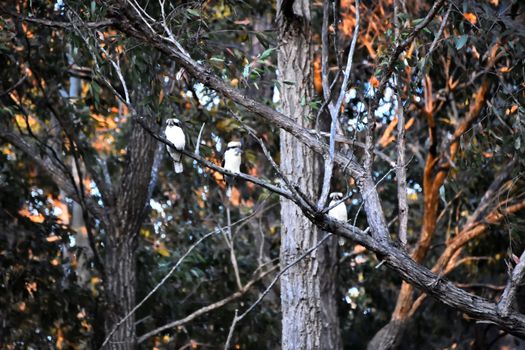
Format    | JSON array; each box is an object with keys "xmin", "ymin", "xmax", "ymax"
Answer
[{"xmin": 455, "ymin": 35, "xmax": 468, "ymax": 50}]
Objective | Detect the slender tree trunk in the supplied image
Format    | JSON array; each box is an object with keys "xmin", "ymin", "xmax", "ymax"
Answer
[{"xmin": 277, "ymin": 1, "xmax": 341, "ymax": 349}]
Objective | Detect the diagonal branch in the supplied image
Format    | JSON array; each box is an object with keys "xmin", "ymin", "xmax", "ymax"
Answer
[
  {"xmin": 112, "ymin": 2, "xmax": 366, "ymax": 181},
  {"xmin": 499, "ymin": 249, "xmax": 525, "ymax": 316},
  {"xmin": 136, "ymin": 265, "xmax": 277, "ymax": 344}
]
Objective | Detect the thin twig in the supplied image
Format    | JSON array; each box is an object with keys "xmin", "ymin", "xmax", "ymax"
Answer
[
  {"xmin": 224, "ymin": 309, "xmax": 239, "ymax": 350},
  {"xmin": 417, "ymin": 4, "xmax": 452, "ymax": 83},
  {"xmin": 195, "ymin": 122, "xmax": 206, "ymax": 155}
]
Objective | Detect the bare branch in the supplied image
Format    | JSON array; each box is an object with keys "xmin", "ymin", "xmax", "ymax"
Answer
[
  {"xmin": 464, "ymin": 157, "xmax": 517, "ymax": 230},
  {"xmin": 229, "ymin": 111, "xmax": 316, "ymax": 212},
  {"xmin": 318, "ymin": 0, "xmax": 360, "ymax": 209},
  {"xmin": 395, "ymin": 91, "xmax": 408, "ymax": 245},
  {"xmin": 0, "ymin": 73, "xmax": 28, "ymax": 97},
  {"xmin": 0, "ymin": 7, "xmax": 116, "ymax": 29},
  {"xmin": 222, "ymin": 205, "xmax": 243, "ymax": 291},
  {"xmin": 195, "ymin": 122, "xmax": 206, "ymax": 155},
  {"xmin": 498, "ymin": 249, "xmax": 525, "ymax": 316},
  {"xmin": 137, "ymin": 266, "xmax": 278, "ymax": 343}
]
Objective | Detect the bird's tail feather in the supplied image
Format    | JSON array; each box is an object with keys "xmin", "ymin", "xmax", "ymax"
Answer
[{"xmin": 174, "ymin": 162, "xmax": 183, "ymax": 173}]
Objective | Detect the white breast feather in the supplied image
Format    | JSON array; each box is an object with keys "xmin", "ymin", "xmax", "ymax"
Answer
[
  {"xmin": 328, "ymin": 200, "xmax": 347, "ymax": 222},
  {"xmin": 224, "ymin": 149, "xmax": 241, "ymax": 173},
  {"xmin": 165, "ymin": 126, "xmax": 185, "ymax": 150}
]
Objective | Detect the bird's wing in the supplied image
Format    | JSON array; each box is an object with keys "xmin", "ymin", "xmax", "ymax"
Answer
[{"xmin": 167, "ymin": 145, "xmax": 182, "ymax": 162}]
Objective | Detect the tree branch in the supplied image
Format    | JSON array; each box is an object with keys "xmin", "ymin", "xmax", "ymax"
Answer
[
  {"xmin": 499, "ymin": 249, "xmax": 525, "ymax": 316},
  {"xmin": 0, "ymin": 7, "xmax": 116, "ymax": 29}
]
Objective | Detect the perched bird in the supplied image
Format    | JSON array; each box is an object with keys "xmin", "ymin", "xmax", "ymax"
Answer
[
  {"xmin": 328, "ymin": 192, "xmax": 347, "ymax": 222},
  {"xmin": 165, "ymin": 118, "xmax": 186, "ymax": 173},
  {"xmin": 223, "ymin": 141, "xmax": 242, "ymax": 198}
]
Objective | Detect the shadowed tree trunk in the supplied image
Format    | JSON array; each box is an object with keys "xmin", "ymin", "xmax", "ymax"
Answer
[
  {"xmin": 104, "ymin": 236, "xmax": 137, "ymax": 349},
  {"xmin": 102, "ymin": 109, "xmax": 158, "ymax": 349},
  {"xmin": 277, "ymin": 0, "xmax": 341, "ymax": 349}
]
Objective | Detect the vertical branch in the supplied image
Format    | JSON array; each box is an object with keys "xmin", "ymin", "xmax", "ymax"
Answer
[
  {"xmin": 317, "ymin": 0, "xmax": 360, "ymax": 209},
  {"xmin": 393, "ymin": 3, "xmax": 407, "ymax": 244},
  {"xmin": 224, "ymin": 204, "xmax": 243, "ymax": 291},
  {"xmin": 395, "ymin": 91, "xmax": 408, "ymax": 245},
  {"xmin": 317, "ymin": 0, "xmax": 335, "ymax": 209},
  {"xmin": 321, "ymin": 0, "xmax": 331, "ymax": 102},
  {"xmin": 224, "ymin": 310, "xmax": 240, "ymax": 350}
]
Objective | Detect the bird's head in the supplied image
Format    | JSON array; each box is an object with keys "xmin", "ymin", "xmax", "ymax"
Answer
[
  {"xmin": 226, "ymin": 141, "xmax": 242, "ymax": 150},
  {"xmin": 166, "ymin": 118, "xmax": 181, "ymax": 127},
  {"xmin": 329, "ymin": 192, "xmax": 344, "ymax": 200}
]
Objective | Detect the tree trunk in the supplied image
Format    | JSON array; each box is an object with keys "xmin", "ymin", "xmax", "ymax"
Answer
[
  {"xmin": 277, "ymin": 1, "xmax": 341, "ymax": 349},
  {"xmin": 104, "ymin": 236, "xmax": 136, "ymax": 350},
  {"xmin": 102, "ymin": 107, "xmax": 159, "ymax": 349}
]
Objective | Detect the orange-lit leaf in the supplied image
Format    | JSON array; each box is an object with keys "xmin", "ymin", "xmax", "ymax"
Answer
[
  {"xmin": 313, "ymin": 54, "xmax": 322, "ymax": 95},
  {"xmin": 46, "ymin": 235, "xmax": 62, "ymax": 243},
  {"xmin": 18, "ymin": 301, "xmax": 26, "ymax": 312},
  {"xmin": 463, "ymin": 12, "xmax": 477, "ymax": 25},
  {"xmin": 230, "ymin": 187, "xmax": 241, "ymax": 206},
  {"xmin": 18, "ymin": 207, "xmax": 44, "ymax": 223},
  {"xmin": 506, "ymin": 105, "xmax": 518, "ymax": 115},
  {"xmin": 25, "ymin": 281, "xmax": 37, "ymax": 297},
  {"xmin": 369, "ymin": 76, "xmax": 379, "ymax": 88},
  {"xmin": 405, "ymin": 117, "xmax": 414, "ymax": 130}
]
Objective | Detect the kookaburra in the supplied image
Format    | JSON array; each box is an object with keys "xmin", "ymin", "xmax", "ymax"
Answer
[
  {"xmin": 165, "ymin": 118, "xmax": 186, "ymax": 173},
  {"xmin": 328, "ymin": 192, "xmax": 347, "ymax": 222},
  {"xmin": 223, "ymin": 141, "xmax": 242, "ymax": 197}
]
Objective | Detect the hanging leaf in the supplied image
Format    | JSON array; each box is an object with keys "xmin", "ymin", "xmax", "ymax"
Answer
[
  {"xmin": 186, "ymin": 8, "xmax": 200, "ymax": 17},
  {"xmin": 242, "ymin": 64, "xmax": 251, "ymax": 78},
  {"xmin": 258, "ymin": 48, "xmax": 275, "ymax": 61},
  {"xmin": 455, "ymin": 35, "xmax": 468, "ymax": 50}
]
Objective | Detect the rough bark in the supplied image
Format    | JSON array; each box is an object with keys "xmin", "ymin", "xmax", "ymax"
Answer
[
  {"xmin": 277, "ymin": 1, "xmax": 341, "ymax": 349},
  {"xmin": 104, "ymin": 237, "xmax": 137, "ymax": 349},
  {"xmin": 102, "ymin": 105, "xmax": 159, "ymax": 348}
]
